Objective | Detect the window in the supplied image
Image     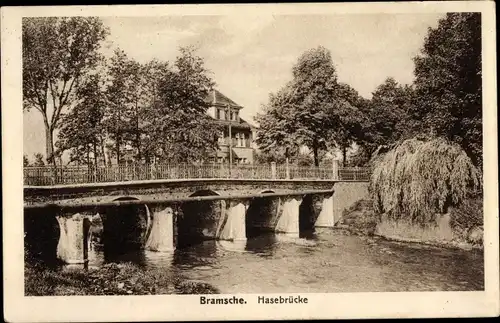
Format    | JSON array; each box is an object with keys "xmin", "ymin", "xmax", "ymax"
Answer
[
  {"xmin": 241, "ymin": 133, "xmax": 246, "ymax": 147},
  {"xmin": 236, "ymin": 133, "xmax": 244, "ymax": 147},
  {"xmin": 217, "ymin": 108, "xmax": 227, "ymax": 120},
  {"xmin": 218, "ymin": 131, "xmax": 225, "ymax": 144}
]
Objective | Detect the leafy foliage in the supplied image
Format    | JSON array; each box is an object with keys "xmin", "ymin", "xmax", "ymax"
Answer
[
  {"xmin": 256, "ymin": 46, "xmax": 364, "ymax": 166},
  {"xmin": 359, "ymin": 78, "xmax": 415, "ymax": 154},
  {"xmin": 23, "ymin": 155, "xmax": 30, "ymax": 167},
  {"xmin": 370, "ymin": 138, "xmax": 481, "ymax": 225},
  {"xmin": 52, "ymin": 44, "xmax": 219, "ymax": 165},
  {"xmin": 33, "ymin": 153, "xmax": 45, "ymax": 166},
  {"xmin": 254, "ymin": 150, "xmax": 289, "ymax": 165},
  {"xmin": 448, "ymin": 195, "xmax": 483, "ymax": 241},
  {"xmin": 412, "ymin": 13, "xmax": 482, "ymax": 167},
  {"xmin": 56, "ymin": 74, "xmax": 106, "ymax": 165},
  {"xmin": 103, "ymin": 49, "xmax": 142, "ymax": 164},
  {"xmin": 143, "ymin": 46, "xmax": 221, "ymax": 163},
  {"xmin": 22, "ymin": 17, "xmax": 109, "ymax": 165},
  {"xmin": 255, "ymin": 84, "xmax": 301, "ymax": 163},
  {"xmin": 355, "ymin": 13, "xmax": 482, "ymax": 168},
  {"xmin": 25, "ymin": 262, "xmax": 219, "ymax": 296}
]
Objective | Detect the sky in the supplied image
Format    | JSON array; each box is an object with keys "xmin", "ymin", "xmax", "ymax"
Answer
[{"xmin": 23, "ymin": 13, "xmax": 444, "ymax": 159}]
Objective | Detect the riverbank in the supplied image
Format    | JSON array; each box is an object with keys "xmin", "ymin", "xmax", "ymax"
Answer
[
  {"xmin": 339, "ymin": 199, "xmax": 483, "ymax": 251},
  {"xmin": 25, "ymin": 261, "xmax": 219, "ymax": 296}
]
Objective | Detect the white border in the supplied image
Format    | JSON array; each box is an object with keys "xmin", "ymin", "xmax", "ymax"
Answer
[{"xmin": 2, "ymin": 2, "xmax": 498, "ymax": 321}]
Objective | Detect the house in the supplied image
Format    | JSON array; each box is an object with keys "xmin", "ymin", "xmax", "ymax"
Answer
[{"xmin": 205, "ymin": 89, "xmax": 256, "ymax": 164}]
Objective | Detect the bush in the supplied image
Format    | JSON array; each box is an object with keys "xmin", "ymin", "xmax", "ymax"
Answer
[
  {"xmin": 370, "ymin": 137, "xmax": 481, "ymax": 225},
  {"xmin": 340, "ymin": 199, "xmax": 378, "ymax": 235},
  {"xmin": 449, "ymin": 195, "xmax": 483, "ymax": 243},
  {"xmin": 25, "ymin": 262, "xmax": 220, "ymax": 296}
]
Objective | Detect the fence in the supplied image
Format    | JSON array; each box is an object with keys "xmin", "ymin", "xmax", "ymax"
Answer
[{"xmin": 23, "ymin": 163, "xmax": 371, "ymax": 186}]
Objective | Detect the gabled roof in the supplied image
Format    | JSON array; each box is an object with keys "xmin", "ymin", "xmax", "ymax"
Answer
[
  {"xmin": 205, "ymin": 89, "xmax": 257, "ymax": 129},
  {"xmin": 206, "ymin": 89, "xmax": 242, "ymax": 108}
]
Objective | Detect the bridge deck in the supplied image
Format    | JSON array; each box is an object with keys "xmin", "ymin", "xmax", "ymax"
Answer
[
  {"xmin": 24, "ymin": 177, "xmax": 343, "ymax": 190},
  {"xmin": 25, "ymin": 189, "xmax": 335, "ymax": 212}
]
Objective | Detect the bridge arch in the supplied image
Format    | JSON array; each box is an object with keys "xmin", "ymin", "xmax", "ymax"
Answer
[
  {"xmin": 246, "ymin": 190, "xmax": 278, "ymax": 238},
  {"xmin": 100, "ymin": 196, "xmax": 151, "ymax": 258},
  {"xmin": 113, "ymin": 196, "xmax": 140, "ymax": 201},
  {"xmin": 189, "ymin": 189, "xmax": 221, "ymax": 197},
  {"xmin": 24, "ymin": 208, "xmax": 60, "ymax": 264},
  {"xmin": 298, "ymin": 194, "xmax": 317, "ymax": 238},
  {"xmin": 179, "ymin": 190, "xmax": 222, "ymax": 248}
]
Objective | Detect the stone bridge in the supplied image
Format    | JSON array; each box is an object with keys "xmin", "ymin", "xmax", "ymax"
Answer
[{"xmin": 24, "ymin": 178, "xmax": 370, "ymax": 265}]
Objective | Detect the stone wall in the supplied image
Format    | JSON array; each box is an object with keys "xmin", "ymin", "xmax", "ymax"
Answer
[{"xmin": 332, "ymin": 182, "xmax": 370, "ymax": 225}]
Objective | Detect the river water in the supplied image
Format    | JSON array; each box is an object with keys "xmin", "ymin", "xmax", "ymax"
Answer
[{"xmin": 87, "ymin": 229, "xmax": 483, "ymax": 292}]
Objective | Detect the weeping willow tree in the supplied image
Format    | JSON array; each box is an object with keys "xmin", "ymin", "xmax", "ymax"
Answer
[{"xmin": 370, "ymin": 138, "xmax": 482, "ymax": 225}]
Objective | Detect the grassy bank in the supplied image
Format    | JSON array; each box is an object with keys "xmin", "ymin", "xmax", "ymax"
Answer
[
  {"xmin": 339, "ymin": 199, "xmax": 483, "ymax": 250},
  {"xmin": 25, "ymin": 261, "xmax": 219, "ymax": 296}
]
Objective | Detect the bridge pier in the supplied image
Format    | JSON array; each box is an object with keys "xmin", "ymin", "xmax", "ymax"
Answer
[
  {"xmin": 145, "ymin": 206, "xmax": 175, "ymax": 252},
  {"xmin": 275, "ymin": 197, "xmax": 302, "ymax": 237},
  {"xmin": 217, "ymin": 200, "xmax": 247, "ymax": 242},
  {"xmin": 55, "ymin": 213, "xmax": 90, "ymax": 264},
  {"xmin": 314, "ymin": 194, "xmax": 335, "ymax": 227}
]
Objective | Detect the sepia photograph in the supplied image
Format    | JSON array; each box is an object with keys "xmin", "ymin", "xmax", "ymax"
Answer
[{"xmin": 2, "ymin": 2, "xmax": 498, "ymax": 321}]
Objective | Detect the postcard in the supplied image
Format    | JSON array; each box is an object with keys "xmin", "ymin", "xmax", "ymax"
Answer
[{"xmin": 2, "ymin": 1, "xmax": 498, "ymax": 321}]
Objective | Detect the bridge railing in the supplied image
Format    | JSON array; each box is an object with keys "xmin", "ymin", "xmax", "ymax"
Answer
[{"xmin": 23, "ymin": 163, "xmax": 371, "ymax": 186}]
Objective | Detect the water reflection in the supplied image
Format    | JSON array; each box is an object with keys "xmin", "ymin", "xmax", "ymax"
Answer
[
  {"xmin": 217, "ymin": 240, "xmax": 247, "ymax": 252},
  {"xmin": 48, "ymin": 229, "xmax": 485, "ymax": 293},
  {"xmin": 143, "ymin": 250, "xmax": 175, "ymax": 268},
  {"xmin": 173, "ymin": 240, "xmax": 221, "ymax": 270},
  {"xmin": 244, "ymin": 233, "xmax": 278, "ymax": 258}
]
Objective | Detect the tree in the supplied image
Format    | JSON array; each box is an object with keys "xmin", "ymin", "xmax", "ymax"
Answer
[
  {"xmin": 326, "ymin": 83, "xmax": 365, "ymax": 166},
  {"xmin": 22, "ymin": 17, "xmax": 109, "ymax": 167},
  {"xmin": 255, "ymin": 84, "xmax": 301, "ymax": 165},
  {"xmin": 33, "ymin": 153, "xmax": 45, "ymax": 166},
  {"xmin": 360, "ymin": 78, "xmax": 414, "ymax": 154},
  {"xmin": 412, "ymin": 13, "xmax": 482, "ymax": 166},
  {"xmin": 289, "ymin": 46, "xmax": 339, "ymax": 166},
  {"xmin": 55, "ymin": 74, "xmax": 106, "ymax": 166},
  {"xmin": 104, "ymin": 49, "xmax": 139, "ymax": 164},
  {"xmin": 256, "ymin": 46, "xmax": 363, "ymax": 166},
  {"xmin": 371, "ymin": 138, "xmax": 481, "ymax": 225},
  {"xmin": 254, "ymin": 150, "xmax": 288, "ymax": 165},
  {"xmin": 143, "ymin": 46, "xmax": 221, "ymax": 163},
  {"xmin": 139, "ymin": 59, "xmax": 172, "ymax": 163},
  {"xmin": 23, "ymin": 155, "xmax": 30, "ymax": 167}
]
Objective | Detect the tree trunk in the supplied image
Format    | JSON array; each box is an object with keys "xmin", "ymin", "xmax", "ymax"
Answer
[
  {"xmin": 116, "ymin": 134, "xmax": 121, "ymax": 165},
  {"xmin": 86, "ymin": 145, "xmax": 90, "ymax": 166},
  {"xmin": 86, "ymin": 144, "xmax": 91, "ymax": 181},
  {"xmin": 44, "ymin": 120, "xmax": 54, "ymax": 163},
  {"xmin": 135, "ymin": 99, "xmax": 141, "ymax": 162},
  {"xmin": 93, "ymin": 142, "xmax": 98, "ymax": 180},
  {"xmin": 44, "ymin": 124, "xmax": 58, "ymax": 183},
  {"xmin": 285, "ymin": 147, "xmax": 290, "ymax": 179},
  {"xmin": 342, "ymin": 145, "xmax": 347, "ymax": 167},
  {"xmin": 100, "ymin": 136, "xmax": 107, "ymax": 167},
  {"xmin": 313, "ymin": 144, "xmax": 319, "ymax": 167}
]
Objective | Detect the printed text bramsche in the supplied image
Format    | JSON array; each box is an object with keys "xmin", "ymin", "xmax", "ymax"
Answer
[{"xmin": 199, "ymin": 296, "xmax": 309, "ymax": 304}]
